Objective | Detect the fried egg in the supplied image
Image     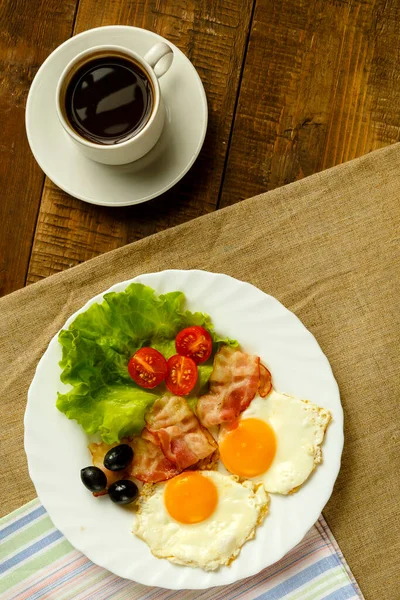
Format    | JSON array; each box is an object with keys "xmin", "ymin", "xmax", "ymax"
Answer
[
  {"xmin": 219, "ymin": 390, "xmax": 331, "ymax": 494},
  {"xmin": 132, "ymin": 470, "xmax": 269, "ymax": 570}
]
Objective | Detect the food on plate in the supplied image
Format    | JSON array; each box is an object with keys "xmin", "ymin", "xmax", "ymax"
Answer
[
  {"xmin": 83, "ymin": 443, "xmax": 136, "ymax": 499},
  {"xmin": 87, "ymin": 393, "xmax": 218, "ymax": 493},
  {"xmin": 143, "ymin": 394, "xmax": 218, "ymax": 470},
  {"xmin": 132, "ymin": 470, "xmax": 269, "ymax": 571},
  {"xmin": 259, "ymin": 364, "xmax": 273, "ymax": 397},
  {"xmin": 104, "ymin": 444, "xmax": 134, "ymax": 471},
  {"xmin": 175, "ymin": 325, "xmax": 213, "ymax": 364},
  {"xmin": 219, "ymin": 418, "xmax": 276, "ymax": 479},
  {"xmin": 61, "ymin": 281, "xmax": 333, "ymax": 572},
  {"xmin": 89, "ymin": 437, "xmax": 178, "ymax": 489},
  {"xmin": 163, "ymin": 471, "xmax": 218, "ymax": 524},
  {"xmin": 128, "ymin": 348, "xmax": 168, "ymax": 389},
  {"xmin": 89, "ymin": 441, "xmax": 133, "ymax": 494},
  {"xmin": 219, "ymin": 390, "xmax": 332, "ymax": 494},
  {"xmin": 196, "ymin": 346, "xmax": 272, "ymax": 428},
  {"xmin": 127, "ymin": 436, "xmax": 180, "ymax": 483},
  {"xmin": 108, "ymin": 480, "xmax": 139, "ymax": 505},
  {"xmin": 165, "ymin": 354, "xmax": 198, "ymax": 395},
  {"xmin": 57, "ymin": 283, "xmax": 236, "ymax": 444},
  {"xmin": 80, "ymin": 466, "xmax": 107, "ymax": 493}
]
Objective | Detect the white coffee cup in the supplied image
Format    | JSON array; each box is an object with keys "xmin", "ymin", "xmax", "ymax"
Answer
[{"xmin": 56, "ymin": 42, "xmax": 173, "ymax": 165}]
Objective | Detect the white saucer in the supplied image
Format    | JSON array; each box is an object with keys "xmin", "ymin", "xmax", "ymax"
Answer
[{"xmin": 25, "ymin": 26, "xmax": 208, "ymax": 207}]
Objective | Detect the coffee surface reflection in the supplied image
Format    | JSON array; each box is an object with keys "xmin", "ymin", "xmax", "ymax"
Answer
[{"xmin": 64, "ymin": 54, "xmax": 153, "ymax": 145}]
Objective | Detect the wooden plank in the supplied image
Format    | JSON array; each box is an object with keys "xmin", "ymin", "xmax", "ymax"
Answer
[
  {"xmin": 219, "ymin": 0, "xmax": 400, "ymax": 207},
  {"xmin": 0, "ymin": 0, "xmax": 78, "ymax": 296},
  {"xmin": 26, "ymin": 0, "xmax": 254, "ymax": 284}
]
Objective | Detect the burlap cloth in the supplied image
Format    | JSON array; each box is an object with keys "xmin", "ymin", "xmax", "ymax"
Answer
[{"xmin": 1, "ymin": 144, "xmax": 399, "ymax": 599}]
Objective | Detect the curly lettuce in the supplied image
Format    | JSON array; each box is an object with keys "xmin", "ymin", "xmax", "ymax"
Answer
[{"xmin": 57, "ymin": 283, "xmax": 236, "ymax": 443}]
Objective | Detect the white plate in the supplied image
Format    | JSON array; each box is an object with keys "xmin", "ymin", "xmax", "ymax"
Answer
[
  {"xmin": 25, "ymin": 26, "xmax": 208, "ymax": 206},
  {"xmin": 25, "ymin": 270, "xmax": 343, "ymax": 589}
]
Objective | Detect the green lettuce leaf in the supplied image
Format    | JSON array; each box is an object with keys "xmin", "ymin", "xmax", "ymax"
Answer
[
  {"xmin": 57, "ymin": 283, "xmax": 236, "ymax": 443},
  {"xmin": 186, "ymin": 363, "xmax": 213, "ymax": 413}
]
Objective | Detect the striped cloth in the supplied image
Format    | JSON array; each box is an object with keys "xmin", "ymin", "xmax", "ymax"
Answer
[{"xmin": 1, "ymin": 499, "xmax": 364, "ymax": 600}]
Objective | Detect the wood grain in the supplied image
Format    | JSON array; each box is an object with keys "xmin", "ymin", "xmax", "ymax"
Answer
[
  {"xmin": 26, "ymin": 0, "xmax": 254, "ymax": 284},
  {"xmin": 219, "ymin": 0, "xmax": 400, "ymax": 207},
  {"xmin": 5, "ymin": 0, "xmax": 400, "ymax": 290},
  {"xmin": 0, "ymin": 0, "xmax": 78, "ymax": 295}
]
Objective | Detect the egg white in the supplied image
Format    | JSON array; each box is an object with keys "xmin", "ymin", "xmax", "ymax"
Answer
[
  {"xmin": 132, "ymin": 470, "xmax": 269, "ymax": 571},
  {"xmin": 220, "ymin": 390, "xmax": 331, "ymax": 495}
]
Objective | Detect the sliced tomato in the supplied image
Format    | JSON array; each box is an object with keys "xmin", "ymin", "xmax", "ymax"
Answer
[
  {"xmin": 166, "ymin": 354, "xmax": 198, "ymax": 396},
  {"xmin": 128, "ymin": 348, "xmax": 168, "ymax": 389},
  {"xmin": 175, "ymin": 326, "xmax": 213, "ymax": 364}
]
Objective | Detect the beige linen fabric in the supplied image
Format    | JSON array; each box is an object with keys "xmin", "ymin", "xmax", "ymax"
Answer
[{"xmin": 1, "ymin": 144, "xmax": 399, "ymax": 599}]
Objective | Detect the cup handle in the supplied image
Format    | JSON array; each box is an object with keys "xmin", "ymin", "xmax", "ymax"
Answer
[{"xmin": 144, "ymin": 42, "xmax": 174, "ymax": 78}]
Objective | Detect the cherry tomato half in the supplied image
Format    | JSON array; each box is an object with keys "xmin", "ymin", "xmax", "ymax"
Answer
[
  {"xmin": 166, "ymin": 354, "xmax": 198, "ymax": 396},
  {"xmin": 128, "ymin": 347, "xmax": 168, "ymax": 389},
  {"xmin": 175, "ymin": 326, "xmax": 213, "ymax": 364}
]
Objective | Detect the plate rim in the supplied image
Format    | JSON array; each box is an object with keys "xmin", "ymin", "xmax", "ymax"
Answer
[
  {"xmin": 25, "ymin": 26, "xmax": 208, "ymax": 207},
  {"xmin": 24, "ymin": 269, "xmax": 343, "ymax": 589}
]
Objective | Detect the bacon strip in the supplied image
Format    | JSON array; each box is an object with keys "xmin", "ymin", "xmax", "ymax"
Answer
[
  {"xmin": 144, "ymin": 394, "xmax": 218, "ymax": 470},
  {"xmin": 89, "ymin": 437, "xmax": 180, "ymax": 486},
  {"xmin": 259, "ymin": 364, "xmax": 272, "ymax": 397},
  {"xmin": 128, "ymin": 437, "xmax": 180, "ymax": 483},
  {"xmin": 196, "ymin": 346, "xmax": 261, "ymax": 427}
]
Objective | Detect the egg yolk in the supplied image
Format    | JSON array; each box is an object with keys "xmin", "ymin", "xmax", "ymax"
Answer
[
  {"xmin": 219, "ymin": 418, "xmax": 276, "ymax": 478},
  {"xmin": 164, "ymin": 471, "xmax": 218, "ymax": 524}
]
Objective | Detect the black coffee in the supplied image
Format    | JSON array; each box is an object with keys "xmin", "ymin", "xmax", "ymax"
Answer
[{"xmin": 64, "ymin": 54, "xmax": 153, "ymax": 145}]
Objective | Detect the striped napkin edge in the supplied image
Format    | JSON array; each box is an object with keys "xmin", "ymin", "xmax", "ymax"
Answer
[{"xmin": 1, "ymin": 498, "xmax": 365, "ymax": 600}]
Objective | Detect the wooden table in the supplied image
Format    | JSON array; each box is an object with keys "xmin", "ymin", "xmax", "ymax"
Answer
[{"xmin": 1, "ymin": 0, "xmax": 400, "ymax": 298}]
